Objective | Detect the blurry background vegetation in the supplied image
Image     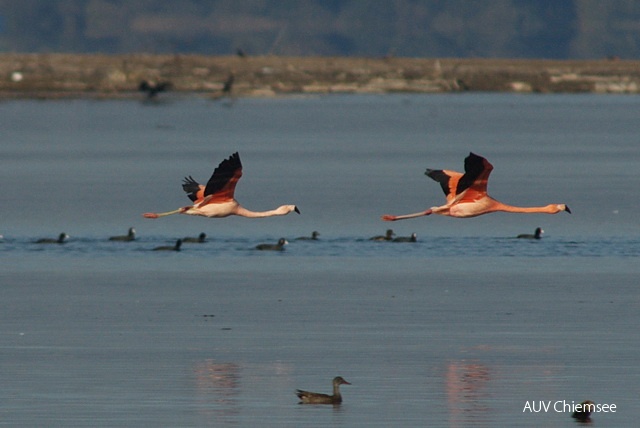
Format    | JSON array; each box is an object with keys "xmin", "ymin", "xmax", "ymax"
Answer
[{"xmin": 0, "ymin": 0, "xmax": 638, "ymax": 59}]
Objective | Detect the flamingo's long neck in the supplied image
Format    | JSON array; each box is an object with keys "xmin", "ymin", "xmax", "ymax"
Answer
[
  {"xmin": 235, "ymin": 205, "xmax": 297, "ymax": 218},
  {"xmin": 491, "ymin": 202, "xmax": 563, "ymax": 214}
]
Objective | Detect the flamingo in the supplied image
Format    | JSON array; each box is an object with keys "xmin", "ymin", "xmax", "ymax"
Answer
[
  {"xmin": 381, "ymin": 152, "xmax": 571, "ymax": 221},
  {"xmin": 296, "ymin": 377, "xmax": 351, "ymax": 405},
  {"xmin": 143, "ymin": 152, "xmax": 299, "ymax": 219}
]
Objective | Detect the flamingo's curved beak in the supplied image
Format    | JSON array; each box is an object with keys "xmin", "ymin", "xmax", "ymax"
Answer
[
  {"xmin": 294, "ymin": 206, "xmax": 301, "ymax": 214},
  {"xmin": 564, "ymin": 205, "xmax": 571, "ymax": 214}
]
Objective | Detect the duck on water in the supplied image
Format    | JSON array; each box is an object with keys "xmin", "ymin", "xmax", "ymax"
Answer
[{"xmin": 296, "ymin": 377, "xmax": 351, "ymax": 405}]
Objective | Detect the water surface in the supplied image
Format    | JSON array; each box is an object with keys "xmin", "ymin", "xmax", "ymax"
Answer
[{"xmin": 1, "ymin": 94, "xmax": 638, "ymax": 426}]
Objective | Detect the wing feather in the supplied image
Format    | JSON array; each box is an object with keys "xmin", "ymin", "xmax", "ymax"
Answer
[
  {"xmin": 203, "ymin": 152, "xmax": 243, "ymax": 203},
  {"xmin": 182, "ymin": 176, "xmax": 205, "ymax": 202},
  {"xmin": 181, "ymin": 152, "xmax": 243, "ymax": 204},
  {"xmin": 426, "ymin": 169, "xmax": 463, "ymax": 203},
  {"xmin": 426, "ymin": 153, "xmax": 493, "ymax": 203}
]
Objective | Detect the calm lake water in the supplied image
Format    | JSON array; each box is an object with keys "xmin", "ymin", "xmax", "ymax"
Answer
[{"xmin": 1, "ymin": 94, "xmax": 638, "ymax": 426}]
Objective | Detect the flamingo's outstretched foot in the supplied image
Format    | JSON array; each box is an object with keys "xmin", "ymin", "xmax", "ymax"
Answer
[
  {"xmin": 381, "ymin": 209, "xmax": 433, "ymax": 221},
  {"xmin": 143, "ymin": 208, "xmax": 183, "ymax": 218}
]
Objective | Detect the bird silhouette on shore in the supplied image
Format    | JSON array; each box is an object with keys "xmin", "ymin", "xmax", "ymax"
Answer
[
  {"xmin": 222, "ymin": 73, "xmax": 234, "ymax": 95},
  {"xmin": 382, "ymin": 153, "xmax": 571, "ymax": 221},
  {"xmin": 139, "ymin": 80, "xmax": 171, "ymax": 98},
  {"xmin": 212, "ymin": 74, "xmax": 235, "ymax": 101}
]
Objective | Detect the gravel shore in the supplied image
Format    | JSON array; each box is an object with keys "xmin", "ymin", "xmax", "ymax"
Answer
[{"xmin": 1, "ymin": 53, "xmax": 638, "ymax": 99}]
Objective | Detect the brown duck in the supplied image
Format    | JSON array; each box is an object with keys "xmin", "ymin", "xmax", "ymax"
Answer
[{"xmin": 296, "ymin": 376, "xmax": 351, "ymax": 404}]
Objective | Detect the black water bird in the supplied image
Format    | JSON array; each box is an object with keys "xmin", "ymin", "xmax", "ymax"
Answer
[
  {"xmin": 296, "ymin": 231, "xmax": 320, "ymax": 240},
  {"xmin": 109, "ymin": 227, "xmax": 136, "ymax": 241},
  {"xmin": 183, "ymin": 232, "xmax": 207, "ymax": 243},
  {"xmin": 370, "ymin": 229, "xmax": 395, "ymax": 241},
  {"xmin": 153, "ymin": 239, "xmax": 182, "ymax": 251},
  {"xmin": 256, "ymin": 238, "xmax": 288, "ymax": 251},
  {"xmin": 36, "ymin": 233, "xmax": 69, "ymax": 244},
  {"xmin": 517, "ymin": 227, "xmax": 543, "ymax": 239},
  {"xmin": 571, "ymin": 400, "xmax": 595, "ymax": 422},
  {"xmin": 393, "ymin": 232, "xmax": 417, "ymax": 242}
]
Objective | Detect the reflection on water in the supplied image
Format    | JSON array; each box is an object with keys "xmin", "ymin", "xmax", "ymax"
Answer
[
  {"xmin": 193, "ymin": 360, "xmax": 241, "ymax": 422},
  {"xmin": 445, "ymin": 361, "xmax": 491, "ymax": 428}
]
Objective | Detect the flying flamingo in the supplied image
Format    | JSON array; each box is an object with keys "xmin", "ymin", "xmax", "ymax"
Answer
[
  {"xmin": 381, "ymin": 152, "xmax": 570, "ymax": 221},
  {"xmin": 143, "ymin": 152, "xmax": 299, "ymax": 219}
]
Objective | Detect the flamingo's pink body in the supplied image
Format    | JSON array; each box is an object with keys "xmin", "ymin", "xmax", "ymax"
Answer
[
  {"xmin": 143, "ymin": 152, "xmax": 299, "ymax": 219},
  {"xmin": 382, "ymin": 152, "xmax": 570, "ymax": 221}
]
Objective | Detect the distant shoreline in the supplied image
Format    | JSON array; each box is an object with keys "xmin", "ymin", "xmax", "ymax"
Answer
[{"xmin": 1, "ymin": 53, "xmax": 639, "ymax": 99}]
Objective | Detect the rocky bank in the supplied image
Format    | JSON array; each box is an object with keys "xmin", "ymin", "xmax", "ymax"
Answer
[{"xmin": 1, "ymin": 53, "xmax": 639, "ymax": 99}]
